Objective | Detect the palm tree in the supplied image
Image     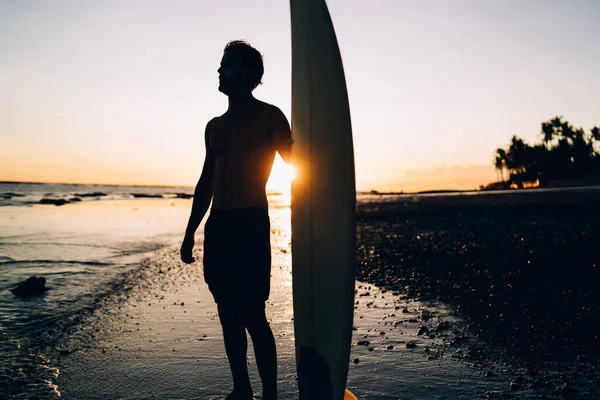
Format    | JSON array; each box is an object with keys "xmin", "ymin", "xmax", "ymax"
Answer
[
  {"xmin": 541, "ymin": 121, "xmax": 555, "ymax": 148},
  {"xmin": 592, "ymin": 127, "xmax": 600, "ymax": 155},
  {"xmin": 561, "ymin": 121, "xmax": 576, "ymax": 145},
  {"xmin": 551, "ymin": 116, "xmax": 563, "ymax": 129},
  {"xmin": 494, "ymin": 148, "xmax": 507, "ymax": 181},
  {"xmin": 506, "ymin": 136, "xmax": 528, "ymax": 174},
  {"xmin": 492, "ymin": 118, "xmax": 600, "ymax": 188},
  {"xmin": 592, "ymin": 127, "xmax": 600, "ymax": 142}
]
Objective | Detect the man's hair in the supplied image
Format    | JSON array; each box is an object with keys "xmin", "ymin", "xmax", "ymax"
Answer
[{"xmin": 223, "ymin": 40, "xmax": 264, "ymax": 90}]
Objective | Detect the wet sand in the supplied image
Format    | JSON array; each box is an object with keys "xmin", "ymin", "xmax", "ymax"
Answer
[{"xmin": 53, "ymin": 203, "xmax": 514, "ymax": 399}]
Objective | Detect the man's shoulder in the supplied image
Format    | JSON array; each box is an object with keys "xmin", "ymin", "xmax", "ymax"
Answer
[
  {"xmin": 206, "ymin": 115, "xmax": 225, "ymax": 130},
  {"xmin": 256, "ymin": 100, "xmax": 284, "ymax": 116}
]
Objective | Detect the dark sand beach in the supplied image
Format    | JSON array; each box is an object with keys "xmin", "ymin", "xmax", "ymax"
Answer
[{"xmin": 357, "ymin": 188, "xmax": 600, "ymax": 398}]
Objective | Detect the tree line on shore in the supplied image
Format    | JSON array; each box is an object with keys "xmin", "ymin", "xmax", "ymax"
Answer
[{"xmin": 488, "ymin": 116, "xmax": 600, "ymax": 190}]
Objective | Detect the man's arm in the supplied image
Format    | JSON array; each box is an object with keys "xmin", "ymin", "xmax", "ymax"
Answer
[
  {"xmin": 270, "ymin": 106, "xmax": 293, "ymax": 164},
  {"xmin": 180, "ymin": 119, "xmax": 217, "ymax": 263}
]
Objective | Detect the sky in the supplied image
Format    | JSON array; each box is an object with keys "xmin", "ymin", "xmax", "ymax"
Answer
[{"xmin": 1, "ymin": 0, "xmax": 599, "ymax": 192}]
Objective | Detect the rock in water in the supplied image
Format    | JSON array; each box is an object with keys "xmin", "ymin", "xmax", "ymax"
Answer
[
  {"xmin": 10, "ymin": 276, "xmax": 48, "ymax": 297},
  {"xmin": 39, "ymin": 199, "xmax": 69, "ymax": 206}
]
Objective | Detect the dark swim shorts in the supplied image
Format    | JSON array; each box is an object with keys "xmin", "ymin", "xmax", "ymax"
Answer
[{"xmin": 203, "ymin": 207, "xmax": 271, "ymax": 305}]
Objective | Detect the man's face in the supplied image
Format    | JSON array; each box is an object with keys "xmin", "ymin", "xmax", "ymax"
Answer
[{"xmin": 218, "ymin": 52, "xmax": 250, "ymax": 96}]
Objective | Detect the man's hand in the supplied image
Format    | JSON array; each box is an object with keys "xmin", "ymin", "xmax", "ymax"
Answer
[{"xmin": 180, "ymin": 236, "xmax": 196, "ymax": 264}]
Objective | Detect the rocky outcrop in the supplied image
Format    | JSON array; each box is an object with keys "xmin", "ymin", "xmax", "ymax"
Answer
[{"xmin": 10, "ymin": 276, "xmax": 48, "ymax": 297}]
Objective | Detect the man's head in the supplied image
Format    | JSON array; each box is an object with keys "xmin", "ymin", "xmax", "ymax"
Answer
[{"xmin": 218, "ymin": 40, "xmax": 264, "ymax": 96}]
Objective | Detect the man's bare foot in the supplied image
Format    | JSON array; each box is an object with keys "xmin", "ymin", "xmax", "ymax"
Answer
[{"xmin": 224, "ymin": 389, "xmax": 254, "ymax": 400}]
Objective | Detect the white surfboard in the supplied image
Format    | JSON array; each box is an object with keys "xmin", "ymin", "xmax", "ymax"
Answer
[{"xmin": 290, "ymin": 0, "xmax": 357, "ymax": 399}]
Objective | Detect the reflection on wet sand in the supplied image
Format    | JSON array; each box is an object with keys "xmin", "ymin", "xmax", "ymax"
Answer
[{"xmin": 54, "ymin": 199, "xmax": 512, "ymax": 400}]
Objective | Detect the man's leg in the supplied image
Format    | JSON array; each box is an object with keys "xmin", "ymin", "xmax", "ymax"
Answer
[
  {"xmin": 217, "ymin": 303, "xmax": 253, "ymax": 399},
  {"xmin": 243, "ymin": 303, "xmax": 277, "ymax": 400}
]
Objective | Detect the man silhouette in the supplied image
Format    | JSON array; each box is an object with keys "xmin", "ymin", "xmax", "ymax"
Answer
[{"xmin": 181, "ymin": 40, "xmax": 292, "ymax": 400}]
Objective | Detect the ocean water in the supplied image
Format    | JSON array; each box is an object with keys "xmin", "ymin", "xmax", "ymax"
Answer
[
  {"xmin": 0, "ymin": 183, "xmax": 197, "ymax": 397},
  {"xmin": 0, "ymin": 182, "xmax": 197, "ymax": 207}
]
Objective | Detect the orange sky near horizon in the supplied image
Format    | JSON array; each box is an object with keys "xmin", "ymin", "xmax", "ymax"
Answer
[
  {"xmin": 0, "ymin": 150, "xmax": 495, "ymax": 192},
  {"xmin": 1, "ymin": 1, "xmax": 598, "ymax": 192}
]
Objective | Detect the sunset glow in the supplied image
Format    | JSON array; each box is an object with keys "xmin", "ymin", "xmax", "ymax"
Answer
[
  {"xmin": 267, "ymin": 155, "xmax": 297, "ymax": 193},
  {"xmin": 1, "ymin": 1, "xmax": 598, "ymax": 191}
]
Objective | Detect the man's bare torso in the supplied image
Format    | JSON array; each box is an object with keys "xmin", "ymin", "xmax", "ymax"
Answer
[{"xmin": 208, "ymin": 100, "xmax": 286, "ymax": 210}]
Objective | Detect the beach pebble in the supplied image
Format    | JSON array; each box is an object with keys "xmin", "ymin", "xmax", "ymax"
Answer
[
  {"xmin": 531, "ymin": 378, "xmax": 551, "ymax": 389},
  {"xmin": 557, "ymin": 383, "xmax": 576, "ymax": 396},
  {"xmin": 353, "ymin": 358, "xmax": 360, "ymax": 364},
  {"xmin": 387, "ymin": 345, "xmax": 394, "ymax": 350},
  {"xmin": 406, "ymin": 341, "xmax": 417, "ymax": 349},
  {"xmin": 511, "ymin": 376, "xmax": 524, "ymax": 384},
  {"xmin": 417, "ymin": 326, "xmax": 430, "ymax": 336},
  {"xmin": 435, "ymin": 321, "xmax": 452, "ymax": 331},
  {"xmin": 509, "ymin": 376, "xmax": 524, "ymax": 390},
  {"xmin": 420, "ymin": 311, "xmax": 432, "ymax": 321},
  {"xmin": 357, "ymin": 340, "xmax": 370, "ymax": 346}
]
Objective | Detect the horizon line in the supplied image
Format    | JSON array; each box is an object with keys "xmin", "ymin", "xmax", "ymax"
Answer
[
  {"xmin": 0, "ymin": 179, "xmax": 195, "ymax": 189},
  {"xmin": 0, "ymin": 179, "xmax": 482, "ymax": 194}
]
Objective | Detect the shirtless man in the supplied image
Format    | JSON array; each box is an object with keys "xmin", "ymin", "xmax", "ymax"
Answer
[{"xmin": 180, "ymin": 40, "xmax": 292, "ymax": 400}]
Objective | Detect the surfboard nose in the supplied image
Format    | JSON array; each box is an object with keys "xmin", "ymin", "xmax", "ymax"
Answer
[{"xmin": 344, "ymin": 389, "xmax": 358, "ymax": 400}]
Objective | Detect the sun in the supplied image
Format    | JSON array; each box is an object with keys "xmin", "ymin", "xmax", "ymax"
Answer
[{"xmin": 267, "ymin": 154, "xmax": 297, "ymax": 193}]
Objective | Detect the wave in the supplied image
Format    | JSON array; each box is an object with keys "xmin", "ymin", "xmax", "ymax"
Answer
[{"xmin": 0, "ymin": 191, "xmax": 195, "ymax": 207}]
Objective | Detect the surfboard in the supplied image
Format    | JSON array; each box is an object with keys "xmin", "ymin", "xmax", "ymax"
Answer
[{"xmin": 290, "ymin": 0, "xmax": 357, "ymax": 399}]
